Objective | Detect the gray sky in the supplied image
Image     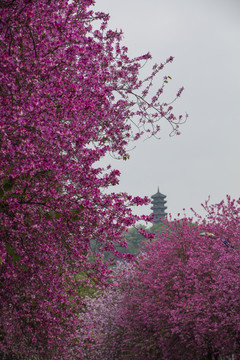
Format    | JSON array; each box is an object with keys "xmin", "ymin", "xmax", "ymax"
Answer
[{"xmin": 94, "ymin": 0, "xmax": 240, "ymax": 220}]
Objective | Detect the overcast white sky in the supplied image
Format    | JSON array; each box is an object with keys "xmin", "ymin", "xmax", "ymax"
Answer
[{"xmin": 94, "ymin": 0, "xmax": 240, "ymax": 220}]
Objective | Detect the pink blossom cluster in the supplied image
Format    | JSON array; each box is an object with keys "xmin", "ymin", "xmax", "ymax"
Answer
[
  {"xmin": 81, "ymin": 198, "xmax": 240, "ymax": 359},
  {"xmin": 0, "ymin": 0, "xmax": 185, "ymax": 358},
  {"xmin": 78, "ymin": 261, "xmax": 136, "ymax": 359}
]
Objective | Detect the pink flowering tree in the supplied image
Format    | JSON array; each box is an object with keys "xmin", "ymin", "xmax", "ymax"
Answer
[
  {"xmin": 0, "ymin": 0, "xmax": 185, "ymax": 359},
  {"xmin": 78, "ymin": 261, "xmax": 136, "ymax": 360},
  {"xmin": 81, "ymin": 198, "xmax": 240, "ymax": 360},
  {"xmin": 116, "ymin": 197, "xmax": 240, "ymax": 359}
]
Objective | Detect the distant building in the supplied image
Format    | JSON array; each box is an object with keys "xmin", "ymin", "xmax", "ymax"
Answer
[{"xmin": 151, "ymin": 188, "xmax": 167, "ymax": 223}]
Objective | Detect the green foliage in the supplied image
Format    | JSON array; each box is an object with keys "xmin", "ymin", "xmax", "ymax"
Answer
[
  {"xmin": 123, "ymin": 225, "xmax": 147, "ymax": 254},
  {"xmin": 74, "ymin": 271, "xmax": 99, "ymax": 299},
  {"xmin": 90, "ymin": 222, "xmax": 169, "ymax": 265},
  {"xmin": 5, "ymin": 243, "xmax": 21, "ymax": 264},
  {"xmin": 149, "ymin": 222, "xmax": 168, "ymax": 236},
  {"xmin": 103, "ymin": 222, "xmax": 168, "ymax": 262},
  {"xmin": 124, "ymin": 223, "xmax": 167, "ymax": 254}
]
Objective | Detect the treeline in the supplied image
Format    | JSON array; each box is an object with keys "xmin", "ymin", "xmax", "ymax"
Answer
[{"xmin": 104, "ymin": 222, "xmax": 167, "ymax": 260}]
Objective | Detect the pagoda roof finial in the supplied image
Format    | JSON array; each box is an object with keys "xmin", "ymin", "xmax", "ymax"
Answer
[{"xmin": 157, "ymin": 186, "xmax": 160, "ymax": 193}]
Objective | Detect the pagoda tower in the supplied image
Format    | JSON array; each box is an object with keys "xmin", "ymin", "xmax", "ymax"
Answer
[{"xmin": 151, "ymin": 188, "xmax": 167, "ymax": 223}]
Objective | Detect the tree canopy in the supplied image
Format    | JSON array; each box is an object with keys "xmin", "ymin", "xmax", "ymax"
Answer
[
  {"xmin": 80, "ymin": 197, "xmax": 240, "ymax": 359},
  {"xmin": 0, "ymin": 0, "xmax": 185, "ymax": 358}
]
